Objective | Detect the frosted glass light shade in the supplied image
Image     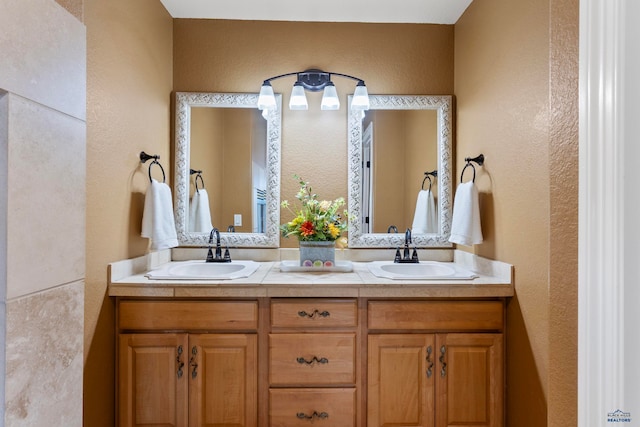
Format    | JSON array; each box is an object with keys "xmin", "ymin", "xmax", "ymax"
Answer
[
  {"xmin": 289, "ymin": 82, "xmax": 308, "ymax": 110},
  {"xmin": 351, "ymin": 82, "xmax": 370, "ymax": 110},
  {"xmin": 257, "ymin": 82, "xmax": 277, "ymax": 110},
  {"xmin": 321, "ymin": 82, "xmax": 340, "ymax": 110}
]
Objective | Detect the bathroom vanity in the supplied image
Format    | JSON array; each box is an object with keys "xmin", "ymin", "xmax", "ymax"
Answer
[
  {"xmin": 113, "ymin": 87, "xmax": 514, "ymax": 426},
  {"xmin": 109, "ymin": 251, "xmax": 512, "ymax": 427}
]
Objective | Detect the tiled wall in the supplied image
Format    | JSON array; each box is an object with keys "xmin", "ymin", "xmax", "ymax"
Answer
[{"xmin": 0, "ymin": 0, "xmax": 86, "ymax": 425}]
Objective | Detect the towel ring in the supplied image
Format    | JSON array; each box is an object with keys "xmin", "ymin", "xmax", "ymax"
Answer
[
  {"xmin": 139, "ymin": 151, "xmax": 166, "ymax": 183},
  {"xmin": 460, "ymin": 154, "xmax": 484, "ymax": 183},
  {"xmin": 460, "ymin": 162, "xmax": 476, "ymax": 183},
  {"xmin": 422, "ymin": 170, "xmax": 438, "ymax": 191},
  {"xmin": 190, "ymin": 168, "xmax": 204, "ymax": 193},
  {"xmin": 422, "ymin": 175, "xmax": 432, "ymax": 191},
  {"xmin": 148, "ymin": 159, "xmax": 166, "ymax": 183},
  {"xmin": 194, "ymin": 174, "xmax": 204, "ymax": 193}
]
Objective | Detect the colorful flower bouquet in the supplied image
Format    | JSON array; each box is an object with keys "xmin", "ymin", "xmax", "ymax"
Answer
[{"xmin": 280, "ymin": 175, "xmax": 349, "ymax": 247}]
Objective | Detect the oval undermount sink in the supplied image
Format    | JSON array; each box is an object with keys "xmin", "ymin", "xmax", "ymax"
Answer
[
  {"xmin": 367, "ymin": 261, "xmax": 478, "ymax": 280},
  {"xmin": 145, "ymin": 260, "xmax": 260, "ymax": 280}
]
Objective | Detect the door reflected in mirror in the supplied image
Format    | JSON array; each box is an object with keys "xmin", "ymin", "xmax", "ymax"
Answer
[{"xmin": 347, "ymin": 95, "xmax": 453, "ymax": 248}]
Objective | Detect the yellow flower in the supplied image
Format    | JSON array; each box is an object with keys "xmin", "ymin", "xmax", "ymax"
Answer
[{"xmin": 328, "ymin": 223, "xmax": 341, "ymax": 239}]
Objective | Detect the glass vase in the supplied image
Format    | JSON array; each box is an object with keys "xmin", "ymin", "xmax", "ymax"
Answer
[{"xmin": 298, "ymin": 240, "xmax": 336, "ymax": 267}]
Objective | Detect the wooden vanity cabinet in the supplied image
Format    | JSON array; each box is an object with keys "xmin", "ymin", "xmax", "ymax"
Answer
[
  {"xmin": 367, "ymin": 300, "xmax": 505, "ymax": 427},
  {"xmin": 115, "ymin": 298, "xmax": 505, "ymax": 427},
  {"xmin": 117, "ymin": 300, "xmax": 259, "ymax": 427}
]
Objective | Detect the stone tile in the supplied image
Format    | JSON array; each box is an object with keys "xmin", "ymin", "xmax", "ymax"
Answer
[
  {"xmin": 5, "ymin": 281, "xmax": 83, "ymax": 427},
  {"xmin": 0, "ymin": 301, "xmax": 6, "ymax": 416},
  {"xmin": 1, "ymin": 91, "xmax": 8, "ymax": 302},
  {"xmin": 6, "ymin": 95, "xmax": 85, "ymax": 299},
  {"xmin": 0, "ymin": 0, "xmax": 86, "ymax": 120}
]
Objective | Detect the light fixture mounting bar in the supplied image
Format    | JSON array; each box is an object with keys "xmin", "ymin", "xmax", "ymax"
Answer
[{"xmin": 263, "ymin": 69, "xmax": 366, "ymax": 90}]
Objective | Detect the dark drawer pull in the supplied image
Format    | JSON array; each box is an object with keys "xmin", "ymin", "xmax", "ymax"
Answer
[
  {"xmin": 298, "ymin": 309, "xmax": 330, "ymax": 319},
  {"xmin": 297, "ymin": 411, "xmax": 329, "ymax": 421},
  {"xmin": 296, "ymin": 356, "xmax": 329, "ymax": 365}
]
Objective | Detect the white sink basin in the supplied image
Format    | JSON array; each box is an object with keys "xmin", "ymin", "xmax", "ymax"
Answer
[
  {"xmin": 367, "ymin": 261, "xmax": 478, "ymax": 280},
  {"xmin": 145, "ymin": 260, "xmax": 260, "ymax": 280}
]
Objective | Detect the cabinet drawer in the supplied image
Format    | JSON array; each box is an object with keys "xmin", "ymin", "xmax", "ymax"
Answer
[
  {"xmin": 270, "ymin": 388, "xmax": 356, "ymax": 427},
  {"xmin": 368, "ymin": 300, "xmax": 504, "ymax": 331},
  {"xmin": 118, "ymin": 300, "xmax": 258, "ymax": 331},
  {"xmin": 269, "ymin": 334, "xmax": 356, "ymax": 385},
  {"xmin": 271, "ymin": 299, "xmax": 357, "ymax": 328}
]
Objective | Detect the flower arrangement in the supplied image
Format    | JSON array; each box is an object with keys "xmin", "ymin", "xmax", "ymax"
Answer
[{"xmin": 280, "ymin": 175, "xmax": 349, "ymax": 246}]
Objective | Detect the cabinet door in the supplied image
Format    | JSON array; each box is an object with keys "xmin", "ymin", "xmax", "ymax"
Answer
[
  {"xmin": 118, "ymin": 333, "xmax": 189, "ymax": 427},
  {"xmin": 368, "ymin": 334, "xmax": 435, "ymax": 427},
  {"xmin": 435, "ymin": 334, "xmax": 503, "ymax": 427},
  {"xmin": 188, "ymin": 334, "xmax": 258, "ymax": 427}
]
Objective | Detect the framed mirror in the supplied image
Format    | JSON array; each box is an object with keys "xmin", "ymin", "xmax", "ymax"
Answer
[
  {"xmin": 347, "ymin": 95, "xmax": 453, "ymax": 248},
  {"xmin": 174, "ymin": 92, "xmax": 282, "ymax": 247}
]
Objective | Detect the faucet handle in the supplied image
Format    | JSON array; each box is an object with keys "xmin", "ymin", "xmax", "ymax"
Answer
[
  {"xmin": 411, "ymin": 248, "xmax": 419, "ymax": 262},
  {"xmin": 223, "ymin": 248, "xmax": 231, "ymax": 262}
]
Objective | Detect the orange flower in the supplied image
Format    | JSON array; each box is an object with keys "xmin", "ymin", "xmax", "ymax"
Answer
[{"xmin": 300, "ymin": 221, "xmax": 315, "ymax": 237}]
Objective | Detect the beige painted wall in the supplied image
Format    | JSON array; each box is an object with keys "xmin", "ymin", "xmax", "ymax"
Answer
[
  {"xmin": 547, "ymin": 0, "xmax": 578, "ymax": 425},
  {"xmin": 84, "ymin": 1, "xmax": 173, "ymax": 425},
  {"xmin": 455, "ymin": 0, "xmax": 578, "ymax": 426},
  {"xmin": 173, "ymin": 19, "xmax": 454, "ymax": 247}
]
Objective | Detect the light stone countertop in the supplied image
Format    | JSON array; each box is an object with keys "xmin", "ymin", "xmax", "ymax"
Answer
[{"xmin": 108, "ymin": 249, "xmax": 514, "ymax": 299}]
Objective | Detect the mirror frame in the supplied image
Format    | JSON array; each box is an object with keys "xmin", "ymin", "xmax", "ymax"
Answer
[
  {"xmin": 347, "ymin": 94, "xmax": 453, "ymax": 248},
  {"xmin": 174, "ymin": 92, "xmax": 282, "ymax": 247}
]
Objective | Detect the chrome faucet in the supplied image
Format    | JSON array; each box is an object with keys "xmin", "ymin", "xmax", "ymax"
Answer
[
  {"xmin": 387, "ymin": 225, "xmax": 398, "ymax": 233},
  {"xmin": 394, "ymin": 228, "xmax": 419, "ymax": 263},
  {"xmin": 206, "ymin": 227, "xmax": 231, "ymax": 263}
]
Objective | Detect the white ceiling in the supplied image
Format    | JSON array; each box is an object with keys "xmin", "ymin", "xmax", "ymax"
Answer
[{"xmin": 158, "ymin": 0, "xmax": 473, "ymax": 24}]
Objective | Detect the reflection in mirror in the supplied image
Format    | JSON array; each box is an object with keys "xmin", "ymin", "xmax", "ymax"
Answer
[
  {"xmin": 189, "ymin": 107, "xmax": 267, "ymax": 233},
  {"xmin": 347, "ymin": 95, "xmax": 453, "ymax": 248},
  {"xmin": 174, "ymin": 92, "xmax": 282, "ymax": 247}
]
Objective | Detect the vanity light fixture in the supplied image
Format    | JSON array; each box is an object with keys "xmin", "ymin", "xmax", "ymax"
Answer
[{"xmin": 257, "ymin": 69, "xmax": 370, "ymax": 112}]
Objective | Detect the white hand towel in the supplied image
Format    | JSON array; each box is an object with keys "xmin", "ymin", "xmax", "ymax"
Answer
[
  {"xmin": 425, "ymin": 189, "xmax": 438, "ymax": 234},
  {"xmin": 141, "ymin": 179, "xmax": 179, "ymax": 250},
  {"xmin": 412, "ymin": 189, "xmax": 438, "ymax": 234},
  {"xmin": 188, "ymin": 188, "xmax": 199, "ymax": 230},
  {"xmin": 189, "ymin": 189, "xmax": 213, "ymax": 233},
  {"xmin": 449, "ymin": 181, "xmax": 483, "ymax": 245}
]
